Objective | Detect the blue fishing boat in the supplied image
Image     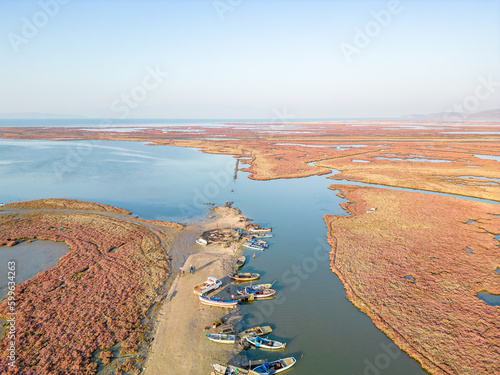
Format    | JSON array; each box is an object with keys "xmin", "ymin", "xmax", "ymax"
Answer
[
  {"xmin": 243, "ymin": 241, "xmax": 266, "ymax": 251},
  {"xmin": 243, "ymin": 239, "xmax": 268, "ymax": 250},
  {"xmin": 246, "ymin": 336, "xmax": 286, "ymax": 350},
  {"xmin": 252, "ymin": 233, "xmax": 273, "ymax": 239},
  {"xmin": 252, "ymin": 357, "xmax": 296, "ymax": 374}
]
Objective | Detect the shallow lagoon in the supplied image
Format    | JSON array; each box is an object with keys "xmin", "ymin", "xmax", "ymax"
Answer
[
  {"xmin": 0, "ymin": 139, "xmax": 435, "ymax": 374},
  {"xmin": 0, "ymin": 240, "xmax": 70, "ymax": 300}
]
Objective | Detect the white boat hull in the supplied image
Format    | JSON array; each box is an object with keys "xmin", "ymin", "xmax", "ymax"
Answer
[
  {"xmin": 199, "ymin": 295, "xmax": 237, "ymax": 308},
  {"xmin": 243, "ymin": 242, "xmax": 266, "ymax": 250},
  {"xmin": 246, "ymin": 336, "xmax": 286, "ymax": 350},
  {"xmin": 206, "ymin": 334, "xmax": 236, "ymax": 344}
]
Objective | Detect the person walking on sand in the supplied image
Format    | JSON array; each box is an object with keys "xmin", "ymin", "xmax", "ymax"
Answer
[{"xmin": 189, "ymin": 265, "xmax": 194, "ymax": 274}]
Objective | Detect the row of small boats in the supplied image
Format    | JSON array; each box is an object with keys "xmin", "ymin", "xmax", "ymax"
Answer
[
  {"xmin": 198, "ymin": 283, "xmax": 276, "ymax": 308},
  {"xmin": 204, "ymin": 224, "xmax": 298, "ymax": 374},
  {"xmin": 243, "ymin": 224, "xmax": 273, "ymax": 250}
]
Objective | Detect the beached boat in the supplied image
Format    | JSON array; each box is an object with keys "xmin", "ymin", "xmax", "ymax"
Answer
[
  {"xmin": 236, "ymin": 256, "xmax": 246, "ymax": 268},
  {"xmin": 212, "ymin": 364, "xmax": 258, "ymax": 375},
  {"xmin": 246, "ymin": 336, "xmax": 286, "ymax": 350},
  {"xmin": 237, "ymin": 287, "xmax": 276, "ymax": 299},
  {"xmin": 238, "ymin": 326, "xmax": 273, "ymax": 338},
  {"xmin": 205, "ymin": 333, "xmax": 236, "ymax": 344},
  {"xmin": 196, "ymin": 238, "xmax": 208, "ymax": 245},
  {"xmin": 193, "ymin": 276, "xmax": 222, "ymax": 296},
  {"xmin": 247, "ymin": 224, "xmax": 272, "ymax": 233},
  {"xmin": 252, "ymin": 233, "xmax": 273, "ymax": 239},
  {"xmin": 252, "ymin": 357, "xmax": 296, "ymax": 374},
  {"xmin": 243, "ymin": 241, "xmax": 266, "ymax": 251},
  {"xmin": 199, "ymin": 295, "xmax": 238, "ymax": 308},
  {"xmin": 230, "ymin": 272, "xmax": 260, "ymax": 282}
]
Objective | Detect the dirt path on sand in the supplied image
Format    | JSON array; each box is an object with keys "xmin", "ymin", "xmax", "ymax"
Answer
[{"xmin": 143, "ymin": 207, "xmax": 249, "ymax": 374}]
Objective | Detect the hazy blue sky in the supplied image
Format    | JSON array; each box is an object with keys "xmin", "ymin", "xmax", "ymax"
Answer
[{"xmin": 1, "ymin": 0, "xmax": 499, "ymax": 118}]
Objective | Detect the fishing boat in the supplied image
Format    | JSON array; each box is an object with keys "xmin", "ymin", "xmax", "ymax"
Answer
[
  {"xmin": 252, "ymin": 233, "xmax": 273, "ymax": 239},
  {"xmin": 236, "ymin": 256, "xmax": 246, "ymax": 268},
  {"xmin": 196, "ymin": 238, "xmax": 208, "ymax": 246},
  {"xmin": 237, "ymin": 287, "xmax": 276, "ymax": 299},
  {"xmin": 238, "ymin": 326, "xmax": 273, "ymax": 338},
  {"xmin": 199, "ymin": 295, "xmax": 238, "ymax": 308},
  {"xmin": 253, "ymin": 239, "xmax": 268, "ymax": 248},
  {"xmin": 212, "ymin": 364, "xmax": 258, "ymax": 375},
  {"xmin": 193, "ymin": 276, "xmax": 222, "ymax": 296},
  {"xmin": 243, "ymin": 241, "xmax": 266, "ymax": 251},
  {"xmin": 247, "ymin": 224, "xmax": 272, "ymax": 233},
  {"xmin": 252, "ymin": 357, "xmax": 296, "ymax": 374},
  {"xmin": 230, "ymin": 272, "xmax": 260, "ymax": 282},
  {"xmin": 246, "ymin": 336, "xmax": 286, "ymax": 350},
  {"xmin": 205, "ymin": 333, "xmax": 236, "ymax": 344},
  {"xmin": 238, "ymin": 283, "xmax": 273, "ymax": 292}
]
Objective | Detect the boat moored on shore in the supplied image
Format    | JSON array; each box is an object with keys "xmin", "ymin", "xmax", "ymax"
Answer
[
  {"xmin": 238, "ymin": 283, "xmax": 274, "ymax": 292},
  {"xmin": 196, "ymin": 237, "xmax": 208, "ymax": 245},
  {"xmin": 237, "ymin": 287, "xmax": 276, "ymax": 299},
  {"xmin": 199, "ymin": 295, "xmax": 238, "ymax": 308},
  {"xmin": 236, "ymin": 256, "xmax": 246, "ymax": 268},
  {"xmin": 212, "ymin": 363, "xmax": 258, "ymax": 375},
  {"xmin": 243, "ymin": 241, "xmax": 266, "ymax": 251},
  {"xmin": 230, "ymin": 272, "xmax": 260, "ymax": 282},
  {"xmin": 246, "ymin": 336, "xmax": 286, "ymax": 350},
  {"xmin": 252, "ymin": 357, "xmax": 296, "ymax": 374},
  {"xmin": 252, "ymin": 233, "xmax": 273, "ymax": 239},
  {"xmin": 247, "ymin": 224, "xmax": 272, "ymax": 233},
  {"xmin": 205, "ymin": 333, "xmax": 236, "ymax": 344},
  {"xmin": 238, "ymin": 325, "xmax": 273, "ymax": 338}
]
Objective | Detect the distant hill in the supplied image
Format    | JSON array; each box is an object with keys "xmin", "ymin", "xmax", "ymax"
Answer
[
  {"xmin": 404, "ymin": 108, "xmax": 500, "ymax": 120},
  {"xmin": 467, "ymin": 108, "xmax": 500, "ymax": 120}
]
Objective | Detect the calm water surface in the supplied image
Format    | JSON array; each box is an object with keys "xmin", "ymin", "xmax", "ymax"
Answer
[
  {"xmin": 0, "ymin": 139, "xmax": 430, "ymax": 374},
  {"xmin": 0, "ymin": 240, "xmax": 70, "ymax": 300}
]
